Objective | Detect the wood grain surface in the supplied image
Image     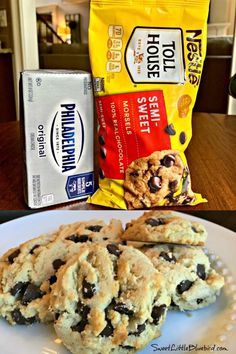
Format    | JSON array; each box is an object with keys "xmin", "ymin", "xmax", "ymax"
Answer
[{"xmin": 0, "ymin": 113, "xmax": 235, "ymax": 210}]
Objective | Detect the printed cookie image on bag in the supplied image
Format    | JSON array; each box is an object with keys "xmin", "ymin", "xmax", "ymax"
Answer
[
  {"xmin": 124, "ymin": 150, "xmax": 196, "ymax": 209},
  {"xmin": 88, "ymin": 0, "xmax": 210, "ymax": 209}
]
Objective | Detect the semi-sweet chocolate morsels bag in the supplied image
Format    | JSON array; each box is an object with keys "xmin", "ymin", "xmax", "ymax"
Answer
[{"xmin": 88, "ymin": 0, "xmax": 209, "ymax": 209}]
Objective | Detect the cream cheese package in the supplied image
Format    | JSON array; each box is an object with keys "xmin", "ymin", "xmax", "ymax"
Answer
[{"xmin": 20, "ymin": 70, "xmax": 94, "ymax": 208}]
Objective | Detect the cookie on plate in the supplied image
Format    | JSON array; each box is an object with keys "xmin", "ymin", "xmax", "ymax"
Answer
[
  {"xmin": 143, "ymin": 244, "xmax": 224, "ymax": 311},
  {"xmin": 0, "ymin": 219, "xmax": 123, "ymax": 325},
  {"xmin": 50, "ymin": 243, "xmax": 171, "ymax": 354},
  {"xmin": 124, "ymin": 150, "xmax": 195, "ymax": 209},
  {"xmin": 122, "ymin": 211, "xmax": 207, "ymax": 246}
]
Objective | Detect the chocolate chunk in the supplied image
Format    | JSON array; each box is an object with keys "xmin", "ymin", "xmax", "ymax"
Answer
[
  {"xmin": 151, "ymin": 305, "xmax": 166, "ymax": 325},
  {"xmin": 197, "ymin": 299, "xmax": 204, "ymax": 304},
  {"xmin": 98, "ymin": 135, "xmax": 105, "ymax": 145},
  {"xmin": 66, "ymin": 234, "xmax": 89, "ymax": 243},
  {"xmin": 49, "ymin": 275, "xmax": 57, "ymax": 285},
  {"xmin": 179, "ymin": 132, "xmax": 187, "ymax": 145},
  {"xmin": 12, "ymin": 309, "xmax": 37, "ymax": 325},
  {"xmin": 71, "ymin": 318, "xmax": 88, "ymax": 333},
  {"xmin": 197, "ymin": 264, "xmax": 206, "ymax": 280},
  {"xmin": 100, "ymin": 147, "xmax": 107, "ymax": 159},
  {"xmin": 131, "ymin": 322, "xmax": 146, "ymax": 336},
  {"xmin": 86, "ymin": 225, "xmax": 103, "ymax": 232},
  {"xmin": 165, "ymin": 124, "xmax": 176, "ymax": 136},
  {"xmin": 82, "ymin": 279, "xmax": 96, "ymax": 299},
  {"xmin": 159, "ymin": 251, "xmax": 176, "ymax": 263},
  {"xmin": 121, "ymin": 240, "xmax": 127, "ymax": 246},
  {"xmin": 117, "ymin": 290, "xmax": 122, "ymax": 298},
  {"xmin": 52, "ymin": 259, "xmax": 66, "ymax": 271},
  {"xmin": 107, "ymin": 244, "xmax": 121, "ymax": 257},
  {"xmin": 10, "ymin": 282, "xmax": 29, "ymax": 298},
  {"xmin": 114, "ymin": 303, "xmax": 134, "ymax": 316},
  {"xmin": 177, "ymin": 280, "xmax": 193, "ymax": 294},
  {"xmin": 99, "ymin": 168, "xmax": 105, "ymax": 179},
  {"xmin": 21, "ymin": 284, "xmax": 44, "ymax": 305},
  {"xmin": 145, "ymin": 218, "xmax": 165, "ymax": 227},
  {"xmin": 77, "ymin": 301, "xmax": 89, "ymax": 315},
  {"xmin": 113, "ymin": 262, "xmax": 118, "ymax": 279},
  {"xmin": 76, "ymin": 300, "xmax": 83, "ymax": 314},
  {"xmin": 130, "ymin": 171, "xmax": 139, "ymax": 177},
  {"xmin": 148, "ymin": 176, "xmax": 162, "ymax": 193},
  {"xmin": 191, "ymin": 226, "xmax": 198, "ymax": 233},
  {"xmin": 110, "ymin": 298, "xmax": 117, "ymax": 307},
  {"xmin": 161, "ymin": 154, "xmax": 176, "ymax": 167},
  {"xmin": 71, "ymin": 304, "xmax": 90, "ymax": 333},
  {"xmin": 55, "ymin": 313, "xmax": 60, "ymax": 320},
  {"xmin": 8, "ymin": 249, "xmax": 20, "ymax": 264},
  {"xmin": 169, "ymin": 180, "xmax": 178, "ymax": 191},
  {"xmin": 100, "ymin": 319, "xmax": 114, "ymax": 337},
  {"xmin": 121, "ymin": 346, "xmax": 134, "ymax": 350},
  {"xmin": 29, "ymin": 245, "xmax": 40, "ymax": 254}
]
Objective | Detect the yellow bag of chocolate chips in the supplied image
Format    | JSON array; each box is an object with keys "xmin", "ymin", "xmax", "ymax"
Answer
[{"xmin": 88, "ymin": 0, "xmax": 209, "ymax": 209}]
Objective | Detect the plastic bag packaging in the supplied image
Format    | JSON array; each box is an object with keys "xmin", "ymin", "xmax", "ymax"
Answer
[{"xmin": 88, "ymin": 0, "xmax": 210, "ymax": 209}]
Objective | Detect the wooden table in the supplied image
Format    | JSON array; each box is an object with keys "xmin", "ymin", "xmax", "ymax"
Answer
[{"xmin": 0, "ymin": 113, "xmax": 236, "ymax": 210}]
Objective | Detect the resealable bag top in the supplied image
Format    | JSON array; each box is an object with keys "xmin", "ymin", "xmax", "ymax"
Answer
[{"xmin": 89, "ymin": 0, "xmax": 210, "ymax": 209}]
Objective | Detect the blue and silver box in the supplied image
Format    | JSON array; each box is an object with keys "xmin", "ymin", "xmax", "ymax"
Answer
[{"xmin": 21, "ymin": 70, "xmax": 94, "ymax": 208}]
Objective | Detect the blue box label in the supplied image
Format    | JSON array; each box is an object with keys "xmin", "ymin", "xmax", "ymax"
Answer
[{"xmin": 66, "ymin": 172, "xmax": 94, "ymax": 199}]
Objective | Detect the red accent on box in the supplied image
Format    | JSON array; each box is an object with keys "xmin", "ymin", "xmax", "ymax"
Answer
[{"xmin": 96, "ymin": 91, "xmax": 170, "ymax": 180}]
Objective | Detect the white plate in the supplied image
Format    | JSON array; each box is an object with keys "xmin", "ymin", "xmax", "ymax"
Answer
[{"xmin": 0, "ymin": 211, "xmax": 236, "ymax": 354}]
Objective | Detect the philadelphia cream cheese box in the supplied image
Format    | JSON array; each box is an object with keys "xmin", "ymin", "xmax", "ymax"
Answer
[{"xmin": 20, "ymin": 70, "xmax": 94, "ymax": 208}]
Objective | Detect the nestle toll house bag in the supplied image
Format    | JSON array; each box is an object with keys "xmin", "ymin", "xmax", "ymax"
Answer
[{"xmin": 88, "ymin": 0, "xmax": 210, "ymax": 209}]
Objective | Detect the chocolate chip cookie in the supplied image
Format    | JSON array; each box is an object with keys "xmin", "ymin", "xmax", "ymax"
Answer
[
  {"xmin": 50, "ymin": 243, "xmax": 171, "ymax": 354},
  {"xmin": 124, "ymin": 150, "xmax": 195, "ymax": 209},
  {"xmin": 0, "ymin": 232, "xmax": 57, "ymax": 325},
  {"xmin": 122, "ymin": 211, "xmax": 207, "ymax": 246},
  {"xmin": 0, "ymin": 219, "xmax": 123, "ymax": 325},
  {"xmin": 143, "ymin": 244, "xmax": 224, "ymax": 311}
]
